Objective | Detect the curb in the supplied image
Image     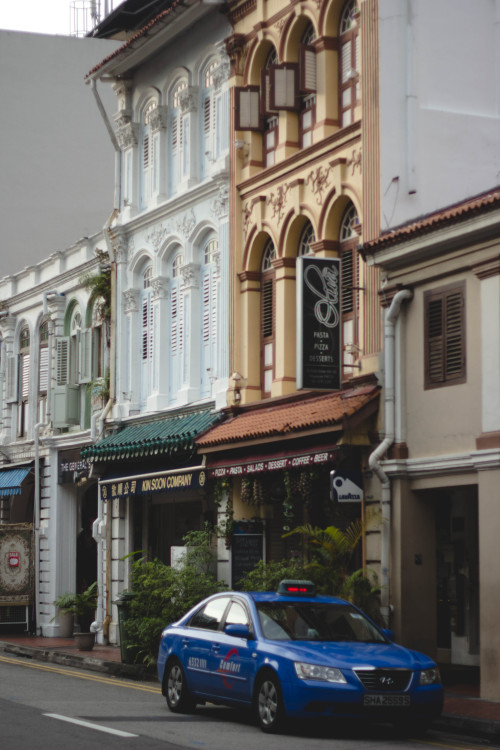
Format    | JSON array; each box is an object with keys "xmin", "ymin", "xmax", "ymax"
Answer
[
  {"xmin": 434, "ymin": 714, "xmax": 500, "ymax": 742},
  {"xmin": 0, "ymin": 640, "xmax": 156, "ymax": 682}
]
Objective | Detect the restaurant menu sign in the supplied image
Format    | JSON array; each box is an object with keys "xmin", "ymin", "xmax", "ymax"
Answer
[{"xmin": 296, "ymin": 256, "xmax": 341, "ymax": 390}]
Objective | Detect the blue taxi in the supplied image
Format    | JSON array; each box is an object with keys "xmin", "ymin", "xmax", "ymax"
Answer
[{"xmin": 157, "ymin": 580, "xmax": 443, "ymax": 733}]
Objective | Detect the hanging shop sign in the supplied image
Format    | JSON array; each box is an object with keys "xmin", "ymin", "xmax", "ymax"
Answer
[
  {"xmin": 58, "ymin": 449, "xmax": 91, "ymax": 485},
  {"xmin": 330, "ymin": 470, "xmax": 364, "ymax": 503},
  {"xmin": 99, "ymin": 466, "xmax": 206, "ymax": 500},
  {"xmin": 208, "ymin": 449, "xmax": 336, "ymax": 479},
  {"xmin": 296, "ymin": 256, "xmax": 341, "ymax": 391}
]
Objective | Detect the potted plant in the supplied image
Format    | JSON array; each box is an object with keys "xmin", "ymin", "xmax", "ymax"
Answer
[
  {"xmin": 66, "ymin": 582, "xmax": 98, "ymax": 650},
  {"xmin": 52, "ymin": 592, "xmax": 76, "ymax": 638}
]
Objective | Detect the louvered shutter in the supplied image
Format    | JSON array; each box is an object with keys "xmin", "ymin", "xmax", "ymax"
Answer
[
  {"xmin": 425, "ymin": 286, "xmax": 465, "ymax": 387},
  {"xmin": 171, "ymin": 112, "xmax": 179, "ymax": 188},
  {"xmin": 6, "ymin": 355, "xmax": 18, "ymax": 402},
  {"xmin": 182, "ymin": 114, "xmax": 189, "ymax": 178},
  {"xmin": 142, "ymin": 127, "xmax": 151, "ymax": 205},
  {"xmin": 300, "ymin": 45, "xmax": 317, "ymax": 93},
  {"xmin": 39, "ymin": 347, "xmax": 49, "ymax": 393},
  {"xmin": 79, "ymin": 329, "xmax": 92, "ymax": 384},
  {"xmin": 55, "ymin": 337, "xmax": 70, "ymax": 386},
  {"xmin": 270, "ymin": 64, "xmax": 299, "ymax": 110},
  {"xmin": 203, "ymin": 94, "xmax": 212, "ymax": 160},
  {"xmin": 262, "ymin": 278, "xmax": 274, "ymax": 338},
  {"xmin": 235, "ymin": 86, "xmax": 262, "ymax": 131}
]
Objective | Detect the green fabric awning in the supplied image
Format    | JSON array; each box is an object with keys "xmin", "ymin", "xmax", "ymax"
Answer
[{"xmin": 81, "ymin": 409, "xmax": 223, "ymax": 462}]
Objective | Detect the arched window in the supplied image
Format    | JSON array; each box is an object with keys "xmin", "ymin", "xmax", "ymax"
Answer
[
  {"xmin": 169, "ymin": 252, "xmax": 185, "ymax": 401},
  {"xmin": 299, "ymin": 23, "xmax": 317, "ymax": 147},
  {"xmin": 140, "ymin": 266, "xmax": 154, "ymax": 407},
  {"xmin": 261, "ymin": 239, "xmax": 276, "ymax": 396},
  {"xmin": 339, "ymin": 0, "xmax": 360, "ymax": 128},
  {"xmin": 38, "ymin": 319, "xmax": 49, "ymax": 423},
  {"xmin": 69, "ymin": 307, "xmax": 82, "ymax": 385},
  {"xmin": 262, "ymin": 47, "xmax": 279, "ymax": 167},
  {"xmin": 340, "ymin": 203, "xmax": 360, "ymax": 369},
  {"xmin": 141, "ymin": 100, "xmax": 159, "ymax": 209},
  {"xmin": 201, "ymin": 238, "xmax": 218, "ymax": 396},
  {"xmin": 18, "ymin": 325, "xmax": 30, "ymax": 437},
  {"xmin": 170, "ymin": 80, "xmax": 188, "ymax": 194},
  {"xmin": 298, "ymin": 220, "xmax": 316, "ymax": 256},
  {"xmin": 202, "ymin": 61, "xmax": 218, "ymax": 178}
]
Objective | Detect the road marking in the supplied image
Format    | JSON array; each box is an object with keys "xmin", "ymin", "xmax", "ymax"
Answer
[
  {"xmin": 0, "ymin": 654, "xmax": 160, "ymax": 693},
  {"xmin": 417, "ymin": 738, "xmax": 492, "ymax": 750},
  {"xmin": 44, "ymin": 713, "xmax": 138, "ymax": 737}
]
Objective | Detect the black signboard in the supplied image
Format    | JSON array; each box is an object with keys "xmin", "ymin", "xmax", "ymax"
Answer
[
  {"xmin": 296, "ymin": 256, "xmax": 341, "ymax": 390},
  {"xmin": 100, "ymin": 468, "xmax": 207, "ymax": 500},
  {"xmin": 231, "ymin": 534, "xmax": 263, "ymax": 588}
]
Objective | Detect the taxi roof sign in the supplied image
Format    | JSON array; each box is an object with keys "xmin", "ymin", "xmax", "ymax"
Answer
[{"xmin": 277, "ymin": 580, "xmax": 316, "ymax": 596}]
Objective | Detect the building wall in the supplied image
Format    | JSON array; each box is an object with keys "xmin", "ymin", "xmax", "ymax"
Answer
[
  {"xmin": 379, "ymin": 0, "xmax": 500, "ymax": 230},
  {"xmin": 0, "ymin": 32, "xmax": 121, "ymax": 278}
]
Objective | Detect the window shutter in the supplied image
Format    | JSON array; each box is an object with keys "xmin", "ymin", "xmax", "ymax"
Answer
[
  {"xmin": 262, "ymin": 278, "xmax": 274, "ymax": 338},
  {"xmin": 79, "ymin": 328, "xmax": 92, "ymax": 384},
  {"xmin": 55, "ymin": 337, "xmax": 70, "ymax": 386},
  {"xmin": 341, "ymin": 40, "xmax": 353, "ymax": 84},
  {"xmin": 6, "ymin": 355, "xmax": 18, "ymax": 403},
  {"xmin": 270, "ymin": 64, "xmax": 299, "ymax": 110},
  {"xmin": 341, "ymin": 251, "xmax": 354, "ymax": 315},
  {"xmin": 300, "ymin": 45, "xmax": 317, "ymax": 93},
  {"xmin": 235, "ymin": 86, "xmax": 262, "ymax": 131},
  {"xmin": 39, "ymin": 347, "xmax": 49, "ymax": 393},
  {"xmin": 21, "ymin": 353, "xmax": 30, "ymax": 399},
  {"xmin": 425, "ymin": 285, "xmax": 465, "ymax": 388},
  {"xmin": 182, "ymin": 114, "xmax": 189, "ymax": 178}
]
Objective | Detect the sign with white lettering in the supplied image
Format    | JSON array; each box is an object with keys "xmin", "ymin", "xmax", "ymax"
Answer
[
  {"xmin": 99, "ymin": 469, "xmax": 206, "ymax": 500},
  {"xmin": 330, "ymin": 470, "xmax": 364, "ymax": 503},
  {"xmin": 208, "ymin": 450, "xmax": 336, "ymax": 479},
  {"xmin": 296, "ymin": 256, "xmax": 341, "ymax": 390}
]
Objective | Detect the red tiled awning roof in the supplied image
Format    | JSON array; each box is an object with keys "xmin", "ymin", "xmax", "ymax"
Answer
[
  {"xmin": 363, "ymin": 187, "xmax": 500, "ymax": 252},
  {"xmin": 196, "ymin": 383, "xmax": 380, "ymax": 450}
]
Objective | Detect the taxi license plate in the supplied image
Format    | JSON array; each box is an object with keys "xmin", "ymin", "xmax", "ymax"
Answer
[{"xmin": 363, "ymin": 694, "xmax": 410, "ymax": 707}]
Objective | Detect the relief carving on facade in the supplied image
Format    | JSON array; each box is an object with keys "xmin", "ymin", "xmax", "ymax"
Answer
[
  {"xmin": 267, "ymin": 183, "xmax": 290, "ymax": 223},
  {"xmin": 176, "ymin": 208, "xmax": 196, "ymax": 238},
  {"xmin": 211, "ymin": 184, "xmax": 229, "ymax": 218},
  {"xmin": 347, "ymin": 148, "xmax": 362, "ymax": 175},
  {"xmin": 123, "ymin": 288, "xmax": 140, "ymax": 313},
  {"xmin": 181, "ymin": 262, "xmax": 201, "ymax": 289},
  {"xmin": 307, "ymin": 165, "xmax": 332, "ymax": 205},
  {"xmin": 151, "ymin": 276, "xmax": 168, "ymax": 300}
]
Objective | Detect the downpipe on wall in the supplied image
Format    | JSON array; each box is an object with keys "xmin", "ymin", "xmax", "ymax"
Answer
[{"xmin": 368, "ymin": 289, "xmax": 412, "ymax": 625}]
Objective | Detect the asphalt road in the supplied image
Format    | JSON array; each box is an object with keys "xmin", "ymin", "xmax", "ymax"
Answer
[{"xmin": 0, "ymin": 652, "xmax": 497, "ymax": 750}]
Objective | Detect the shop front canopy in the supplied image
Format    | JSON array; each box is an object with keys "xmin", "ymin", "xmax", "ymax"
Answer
[
  {"xmin": 0, "ymin": 467, "xmax": 31, "ymax": 497},
  {"xmin": 81, "ymin": 408, "xmax": 223, "ymax": 463}
]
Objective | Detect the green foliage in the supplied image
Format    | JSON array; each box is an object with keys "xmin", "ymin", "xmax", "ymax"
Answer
[
  {"xmin": 55, "ymin": 582, "xmax": 97, "ymax": 631},
  {"xmin": 237, "ymin": 558, "xmax": 307, "ymax": 592},
  {"xmin": 123, "ymin": 529, "xmax": 226, "ymax": 666},
  {"xmin": 53, "ymin": 592, "xmax": 77, "ymax": 611},
  {"xmin": 80, "ymin": 250, "xmax": 111, "ymax": 322}
]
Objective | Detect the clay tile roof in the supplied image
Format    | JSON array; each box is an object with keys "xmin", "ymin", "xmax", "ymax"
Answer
[
  {"xmin": 196, "ymin": 383, "xmax": 380, "ymax": 449},
  {"xmin": 363, "ymin": 186, "xmax": 500, "ymax": 252}
]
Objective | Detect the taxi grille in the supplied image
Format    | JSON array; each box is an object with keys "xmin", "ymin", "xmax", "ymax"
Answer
[{"xmin": 354, "ymin": 669, "xmax": 412, "ymax": 691}]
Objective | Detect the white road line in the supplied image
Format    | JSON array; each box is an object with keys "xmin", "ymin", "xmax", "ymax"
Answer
[{"xmin": 43, "ymin": 713, "xmax": 138, "ymax": 738}]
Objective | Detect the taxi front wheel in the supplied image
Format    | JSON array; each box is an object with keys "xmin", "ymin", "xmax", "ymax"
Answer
[
  {"xmin": 255, "ymin": 672, "xmax": 284, "ymax": 733},
  {"xmin": 165, "ymin": 659, "xmax": 195, "ymax": 713}
]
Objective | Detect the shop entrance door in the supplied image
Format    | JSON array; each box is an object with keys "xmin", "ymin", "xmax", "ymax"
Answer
[{"xmin": 436, "ymin": 488, "xmax": 479, "ymax": 666}]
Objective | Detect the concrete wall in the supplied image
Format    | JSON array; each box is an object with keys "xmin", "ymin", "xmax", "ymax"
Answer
[
  {"xmin": 379, "ymin": 0, "xmax": 500, "ymax": 231},
  {"xmin": 0, "ymin": 31, "xmax": 120, "ymax": 279}
]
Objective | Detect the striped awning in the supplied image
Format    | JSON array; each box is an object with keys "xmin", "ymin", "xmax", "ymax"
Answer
[{"xmin": 0, "ymin": 467, "xmax": 31, "ymax": 497}]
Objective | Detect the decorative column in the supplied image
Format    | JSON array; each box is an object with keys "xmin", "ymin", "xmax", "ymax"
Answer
[
  {"xmin": 178, "ymin": 262, "xmax": 201, "ymax": 405},
  {"xmin": 122, "ymin": 288, "xmax": 140, "ymax": 414},
  {"xmin": 147, "ymin": 275, "xmax": 170, "ymax": 411}
]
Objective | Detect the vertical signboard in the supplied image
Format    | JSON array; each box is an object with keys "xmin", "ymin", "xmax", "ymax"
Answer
[{"xmin": 296, "ymin": 256, "xmax": 341, "ymax": 390}]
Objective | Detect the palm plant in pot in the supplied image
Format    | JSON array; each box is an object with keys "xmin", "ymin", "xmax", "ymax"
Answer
[
  {"xmin": 65, "ymin": 582, "xmax": 98, "ymax": 650},
  {"xmin": 52, "ymin": 592, "xmax": 76, "ymax": 638}
]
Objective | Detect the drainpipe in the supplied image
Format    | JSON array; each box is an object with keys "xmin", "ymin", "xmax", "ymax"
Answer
[{"xmin": 368, "ymin": 289, "xmax": 412, "ymax": 625}]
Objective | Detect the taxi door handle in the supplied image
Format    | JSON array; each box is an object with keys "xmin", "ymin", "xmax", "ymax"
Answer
[
  {"xmin": 182, "ymin": 638, "xmax": 190, "ymax": 646},
  {"xmin": 212, "ymin": 644, "xmax": 220, "ymax": 652}
]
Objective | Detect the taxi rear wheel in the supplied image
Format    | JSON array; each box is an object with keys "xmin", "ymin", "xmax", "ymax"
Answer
[
  {"xmin": 165, "ymin": 659, "xmax": 195, "ymax": 713},
  {"xmin": 255, "ymin": 672, "xmax": 284, "ymax": 733}
]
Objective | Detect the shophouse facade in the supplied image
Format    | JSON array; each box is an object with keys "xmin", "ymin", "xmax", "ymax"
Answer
[
  {"xmin": 362, "ymin": 0, "xmax": 500, "ymax": 699},
  {"xmin": 0, "ymin": 237, "xmax": 110, "ymax": 636},
  {"xmin": 82, "ymin": 0, "xmax": 232, "ymax": 643},
  {"xmin": 193, "ymin": 0, "xmax": 387, "ymax": 598}
]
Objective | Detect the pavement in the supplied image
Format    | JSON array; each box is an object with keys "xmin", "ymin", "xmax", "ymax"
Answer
[{"xmin": 1, "ymin": 633, "xmax": 500, "ymax": 741}]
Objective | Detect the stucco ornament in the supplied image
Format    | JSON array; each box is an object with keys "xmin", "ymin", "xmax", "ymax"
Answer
[
  {"xmin": 267, "ymin": 183, "xmax": 290, "ymax": 223},
  {"xmin": 211, "ymin": 184, "xmax": 229, "ymax": 219},
  {"xmin": 347, "ymin": 148, "xmax": 362, "ymax": 174},
  {"xmin": 123, "ymin": 288, "xmax": 140, "ymax": 313},
  {"xmin": 307, "ymin": 165, "xmax": 332, "ymax": 205},
  {"xmin": 147, "ymin": 225, "xmax": 170, "ymax": 253},
  {"xmin": 176, "ymin": 208, "xmax": 196, "ymax": 238}
]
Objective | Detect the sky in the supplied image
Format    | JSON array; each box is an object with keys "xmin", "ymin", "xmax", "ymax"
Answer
[{"xmin": 0, "ymin": 0, "xmax": 117, "ymax": 36}]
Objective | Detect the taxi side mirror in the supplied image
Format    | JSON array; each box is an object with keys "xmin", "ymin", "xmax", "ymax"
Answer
[{"xmin": 225, "ymin": 623, "xmax": 250, "ymax": 639}]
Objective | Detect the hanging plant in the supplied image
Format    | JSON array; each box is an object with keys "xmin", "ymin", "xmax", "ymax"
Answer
[
  {"xmin": 212, "ymin": 476, "xmax": 231, "ymax": 508},
  {"xmin": 80, "ymin": 250, "xmax": 112, "ymax": 323},
  {"xmin": 241, "ymin": 477, "xmax": 252, "ymax": 504}
]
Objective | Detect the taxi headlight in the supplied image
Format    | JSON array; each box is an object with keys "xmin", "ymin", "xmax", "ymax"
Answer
[
  {"xmin": 294, "ymin": 661, "xmax": 347, "ymax": 683},
  {"xmin": 419, "ymin": 667, "xmax": 441, "ymax": 686}
]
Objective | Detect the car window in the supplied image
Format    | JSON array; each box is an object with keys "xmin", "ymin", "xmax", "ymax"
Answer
[
  {"xmin": 225, "ymin": 601, "xmax": 248, "ymax": 626},
  {"xmin": 256, "ymin": 601, "xmax": 386, "ymax": 643},
  {"xmin": 189, "ymin": 596, "xmax": 231, "ymax": 631}
]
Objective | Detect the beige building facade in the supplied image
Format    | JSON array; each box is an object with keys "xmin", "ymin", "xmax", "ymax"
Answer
[{"xmin": 364, "ymin": 190, "xmax": 500, "ymax": 700}]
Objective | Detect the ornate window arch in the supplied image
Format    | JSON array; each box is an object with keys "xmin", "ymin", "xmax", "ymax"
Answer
[
  {"xmin": 298, "ymin": 220, "xmax": 316, "ymax": 256},
  {"xmin": 340, "ymin": 202, "xmax": 361, "ymax": 371},
  {"xmin": 299, "ymin": 22, "xmax": 317, "ymax": 147}
]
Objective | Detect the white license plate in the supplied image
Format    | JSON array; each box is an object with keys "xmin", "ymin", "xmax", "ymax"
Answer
[{"xmin": 363, "ymin": 694, "xmax": 410, "ymax": 707}]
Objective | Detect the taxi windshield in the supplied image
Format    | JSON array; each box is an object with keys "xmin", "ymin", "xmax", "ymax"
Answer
[{"xmin": 256, "ymin": 601, "xmax": 386, "ymax": 643}]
